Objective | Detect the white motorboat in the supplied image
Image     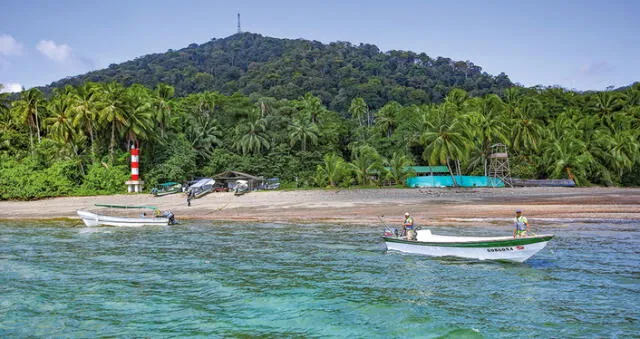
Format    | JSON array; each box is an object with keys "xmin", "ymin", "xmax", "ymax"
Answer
[
  {"xmin": 186, "ymin": 178, "xmax": 215, "ymax": 199},
  {"xmin": 234, "ymin": 179, "xmax": 249, "ymax": 196},
  {"xmin": 77, "ymin": 204, "xmax": 175, "ymax": 227},
  {"xmin": 383, "ymin": 229, "xmax": 553, "ymax": 263}
]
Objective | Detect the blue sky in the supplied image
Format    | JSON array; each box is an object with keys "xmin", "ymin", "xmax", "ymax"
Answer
[{"xmin": 1, "ymin": 0, "xmax": 638, "ymax": 93}]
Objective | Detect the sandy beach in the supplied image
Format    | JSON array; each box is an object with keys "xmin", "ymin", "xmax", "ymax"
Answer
[{"xmin": 0, "ymin": 187, "xmax": 638, "ymax": 226}]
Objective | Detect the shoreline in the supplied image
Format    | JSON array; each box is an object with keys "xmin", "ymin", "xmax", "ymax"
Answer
[{"xmin": 0, "ymin": 187, "xmax": 639, "ymax": 226}]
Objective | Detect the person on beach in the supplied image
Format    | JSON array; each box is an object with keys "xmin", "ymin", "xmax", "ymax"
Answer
[
  {"xmin": 403, "ymin": 212, "xmax": 416, "ymax": 240},
  {"xmin": 187, "ymin": 190, "xmax": 193, "ymax": 207},
  {"xmin": 513, "ymin": 209, "xmax": 529, "ymax": 238}
]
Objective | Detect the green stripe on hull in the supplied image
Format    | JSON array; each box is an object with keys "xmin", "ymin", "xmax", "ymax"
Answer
[{"xmin": 384, "ymin": 235, "xmax": 553, "ymax": 248}]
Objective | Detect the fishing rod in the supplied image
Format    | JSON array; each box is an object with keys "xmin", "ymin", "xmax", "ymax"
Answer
[{"xmin": 378, "ymin": 215, "xmax": 399, "ymax": 237}]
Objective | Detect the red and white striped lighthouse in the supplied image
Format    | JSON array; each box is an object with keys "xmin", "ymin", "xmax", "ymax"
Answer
[
  {"xmin": 125, "ymin": 143, "xmax": 144, "ymax": 193},
  {"xmin": 130, "ymin": 146, "xmax": 140, "ymax": 180}
]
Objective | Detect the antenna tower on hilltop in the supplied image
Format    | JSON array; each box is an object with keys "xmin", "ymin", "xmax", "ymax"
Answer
[{"xmin": 237, "ymin": 13, "xmax": 241, "ymax": 33}]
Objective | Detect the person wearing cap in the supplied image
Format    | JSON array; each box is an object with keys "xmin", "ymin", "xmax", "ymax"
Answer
[
  {"xmin": 513, "ymin": 209, "xmax": 529, "ymax": 238},
  {"xmin": 403, "ymin": 212, "xmax": 416, "ymax": 240}
]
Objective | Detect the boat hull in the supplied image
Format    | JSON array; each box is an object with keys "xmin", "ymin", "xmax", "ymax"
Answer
[
  {"xmin": 384, "ymin": 233, "xmax": 553, "ymax": 263},
  {"xmin": 192, "ymin": 189, "xmax": 212, "ymax": 199},
  {"xmin": 77, "ymin": 210, "xmax": 170, "ymax": 227},
  {"xmin": 153, "ymin": 189, "xmax": 181, "ymax": 197}
]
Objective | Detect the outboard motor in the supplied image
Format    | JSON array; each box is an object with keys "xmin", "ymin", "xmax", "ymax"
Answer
[{"xmin": 162, "ymin": 210, "xmax": 176, "ymax": 225}]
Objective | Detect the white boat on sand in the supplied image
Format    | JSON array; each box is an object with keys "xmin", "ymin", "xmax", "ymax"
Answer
[
  {"xmin": 186, "ymin": 178, "xmax": 215, "ymax": 199},
  {"xmin": 77, "ymin": 204, "xmax": 176, "ymax": 227},
  {"xmin": 383, "ymin": 229, "xmax": 553, "ymax": 263}
]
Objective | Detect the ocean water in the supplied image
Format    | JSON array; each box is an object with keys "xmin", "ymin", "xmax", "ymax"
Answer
[{"xmin": 0, "ymin": 220, "xmax": 638, "ymax": 338}]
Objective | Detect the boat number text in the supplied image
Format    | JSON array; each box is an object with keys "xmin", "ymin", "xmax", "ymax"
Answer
[{"xmin": 487, "ymin": 247, "xmax": 514, "ymax": 252}]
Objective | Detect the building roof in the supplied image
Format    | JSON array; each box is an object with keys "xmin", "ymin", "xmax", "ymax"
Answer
[
  {"xmin": 409, "ymin": 166, "xmax": 449, "ymax": 173},
  {"xmin": 381, "ymin": 166, "xmax": 449, "ymax": 174}
]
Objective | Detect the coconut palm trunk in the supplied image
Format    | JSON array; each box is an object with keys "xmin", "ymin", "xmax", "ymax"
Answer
[{"xmin": 446, "ymin": 157, "xmax": 458, "ymax": 187}]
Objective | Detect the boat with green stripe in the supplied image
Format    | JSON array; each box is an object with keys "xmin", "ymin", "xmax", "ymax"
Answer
[
  {"xmin": 152, "ymin": 182, "xmax": 183, "ymax": 197},
  {"xmin": 77, "ymin": 204, "xmax": 176, "ymax": 227},
  {"xmin": 383, "ymin": 229, "xmax": 553, "ymax": 262}
]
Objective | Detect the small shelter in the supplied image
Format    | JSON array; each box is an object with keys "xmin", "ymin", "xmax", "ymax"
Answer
[{"xmin": 212, "ymin": 171, "xmax": 266, "ymax": 191}]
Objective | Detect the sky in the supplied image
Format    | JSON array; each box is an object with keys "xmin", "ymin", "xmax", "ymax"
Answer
[{"xmin": 1, "ymin": 0, "xmax": 639, "ymax": 93}]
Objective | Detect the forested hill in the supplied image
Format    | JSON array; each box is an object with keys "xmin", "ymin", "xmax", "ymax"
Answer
[{"xmin": 46, "ymin": 32, "xmax": 512, "ymax": 112}]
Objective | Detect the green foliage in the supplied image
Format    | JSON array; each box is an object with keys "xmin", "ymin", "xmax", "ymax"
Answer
[
  {"xmin": 0, "ymin": 155, "xmax": 84, "ymax": 199},
  {"xmin": 46, "ymin": 33, "xmax": 512, "ymax": 112},
  {"xmin": 203, "ymin": 148, "xmax": 246, "ymax": 176},
  {"xmin": 314, "ymin": 153, "xmax": 350, "ymax": 187},
  {"xmin": 145, "ymin": 135, "xmax": 198, "ymax": 186},
  {"xmin": 79, "ymin": 163, "xmax": 130, "ymax": 195},
  {"xmin": 1, "ymin": 37, "xmax": 640, "ymax": 199},
  {"xmin": 384, "ymin": 152, "xmax": 416, "ymax": 186}
]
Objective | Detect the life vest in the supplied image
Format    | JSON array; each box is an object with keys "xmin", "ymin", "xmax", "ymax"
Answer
[
  {"xmin": 514, "ymin": 216, "xmax": 528, "ymax": 231},
  {"xmin": 404, "ymin": 217, "xmax": 414, "ymax": 229}
]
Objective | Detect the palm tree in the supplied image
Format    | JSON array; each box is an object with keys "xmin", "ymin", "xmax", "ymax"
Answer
[
  {"xmin": 348, "ymin": 145, "xmax": 383, "ymax": 185},
  {"xmin": 288, "ymin": 118, "xmax": 319, "ymax": 152},
  {"xmin": 509, "ymin": 98, "xmax": 544, "ymax": 153},
  {"xmin": 45, "ymin": 94, "xmax": 76, "ymax": 145},
  {"xmin": 121, "ymin": 85, "xmax": 154, "ymax": 148},
  {"xmin": 590, "ymin": 91, "xmax": 621, "ymax": 118},
  {"xmin": 374, "ymin": 101, "xmax": 401, "ymax": 138},
  {"xmin": 185, "ymin": 115, "xmax": 222, "ymax": 162},
  {"xmin": 419, "ymin": 105, "xmax": 470, "ymax": 186},
  {"xmin": 384, "ymin": 152, "xmax": 415, "ymax": 186},
  {"xmin": 503, "ymin": 87, "xmax": 522, "ymax": 119},
  {"xmin": 13, "ymin": 88, "xmax": 45, "ymax": 152},
  {"xmin": 541, "ymin": 135, "xmax": 592, "ymax": 185},
  {"xmin": 575, "ymin": 113, "xmax": 614, "ymax": 184},
  {"xmin": 153, "ymin": 83, "xmax": 175, "ymax": 138},
  {"xmin": 71, "ymin": 82, "xmax": 100, "ymax": 158},
  {"xmin": 315, "ymin": 153, "xmax": 347, "ymax": 187},
  {"xmin": 98, "ymin": 82, "xmax": 130, "ymax": 162},
  {"xmin": 510, "ymin": 116, "xmax": 543, "ymax": 154},
  {"xmin": 444, "ymin": 88, "xmax": 469, "ymax": 114},
  {"xmin": 605, "ymin": 129, "xmax": 639, "ymax": 181},
  {"xmin": 621, "ymin": 84, "xmax": 640, "ymax": 107},
  {"xmin": 601, "ymin": 110, "xmax": 634, "ymax": 134},
  {"xmin": 298, "ymin": 93, "xmax": 324, "ymax": 124},
  {"xmin": 466, "ymin": 95, "xmax": 508, "ymax": 175},
  {"xmin": 233, "ymin": 117, "xmax": 270, "ymax": 155},
  {"xmin": 348, "ymin": 97, "xmax": 368, "ymax": 127},
  {"xmin": 45, "ymin": 93, "xmax": 88, "ymax": 174}
]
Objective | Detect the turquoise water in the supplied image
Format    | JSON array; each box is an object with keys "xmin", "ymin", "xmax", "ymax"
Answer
[{"xmin": 1, "ymin": 221, "xmax": 638, "ymax": 338}]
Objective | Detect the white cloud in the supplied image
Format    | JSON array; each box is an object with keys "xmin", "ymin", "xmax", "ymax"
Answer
[
  {"xmin": 36, "ymin": 40, "xmax": 72, "ymax": 62},
  {"xmin": 0, "ymin": 83, "xmax": 23, "ymax": 93},
  {"xmin": 0, "ymin": 34, "xmax": 23, "ymax": 56}
]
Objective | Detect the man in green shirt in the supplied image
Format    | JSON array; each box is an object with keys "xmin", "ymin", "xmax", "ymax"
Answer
[{"xmin": 513, "ymin": 209, "xmax": 529, "ymax": 238}]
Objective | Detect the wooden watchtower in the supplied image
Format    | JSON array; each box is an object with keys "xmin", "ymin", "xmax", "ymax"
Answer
[{"xmin": 488, "ymin": 143, "xmax": 512, "ymax": 187}]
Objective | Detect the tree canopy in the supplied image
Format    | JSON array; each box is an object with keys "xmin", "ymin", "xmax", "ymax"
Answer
[{"xmin": 45, "ymin": 33, "xmax": 513, "ymax": 112}]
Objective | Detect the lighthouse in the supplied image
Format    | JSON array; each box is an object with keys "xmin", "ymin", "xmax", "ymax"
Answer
[{"xmin": 125, "ymin": 143, "xmax": 144, "ymax": 193}]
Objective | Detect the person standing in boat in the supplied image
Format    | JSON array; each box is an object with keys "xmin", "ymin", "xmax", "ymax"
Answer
[
  {"xmin": 403, "ymin": 212, "xmax": 416, "ymax": 241},
  {"xmin": 513, "ymin": 209, "xmax": 529, "ymax": 238}
]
